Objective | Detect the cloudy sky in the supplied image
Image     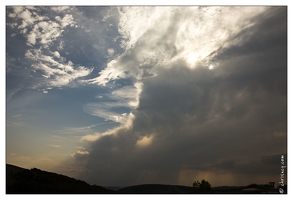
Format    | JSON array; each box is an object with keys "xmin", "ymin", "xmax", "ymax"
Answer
[{"xmin": 6, "ymin": 6, "xmax": 287, "ymax": 187}]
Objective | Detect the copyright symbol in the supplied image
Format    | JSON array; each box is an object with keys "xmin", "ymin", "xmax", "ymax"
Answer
[{"xmin": 279, "ymin": 188, "xmax": 284, "ymax": 194}]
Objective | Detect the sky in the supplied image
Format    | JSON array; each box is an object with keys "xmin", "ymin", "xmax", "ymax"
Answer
[{"xmin": 5, "ymin": 5, "xmax": 287, "ymax": 188}]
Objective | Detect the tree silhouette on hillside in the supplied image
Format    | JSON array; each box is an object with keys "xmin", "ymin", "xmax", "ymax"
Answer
[{"xmin": 192, "ymin": 179, "xmax": 211, "ymax": 193}]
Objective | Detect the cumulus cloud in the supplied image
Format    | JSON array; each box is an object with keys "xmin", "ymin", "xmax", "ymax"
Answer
[
  {"xmin": 57, "ymin": 14, "xmax": 76, "ymax": 28},
  {"xmin": 27, "ymin": 20, "xmax": 62, "ymax": 46},
  {"xmin": 30, "ymin": 14, "xmax": 74, "ymax": 47},
  {"xmin": 53, "ymin": 51, "xmax": 61, "ymax": 58},
  {"xmin": 74, "ymin": 7, "xmax": 287, "ymax": 187},
  {"xmin": 7, "ymin": 6, "xmax": 75, "ymax": 48}
]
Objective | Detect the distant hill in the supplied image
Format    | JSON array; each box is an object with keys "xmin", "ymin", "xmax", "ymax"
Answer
[
  {"xmin": 117, "ymin": 184, "xmax": 285, "ymax": 194},
  {"xmin": 6, "ymin": 164, "xmax": 114, "ymax": 194},
  {"xmin": 117, "ymin": 184, "xmax": 194, "ymax": 194},
  {"xmin": 103, "ymin": 186, "xmax": 122, "ymax": 191}
]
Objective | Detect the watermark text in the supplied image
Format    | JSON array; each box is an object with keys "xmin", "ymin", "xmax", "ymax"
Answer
[{"xmin": 279, "ymin": 154, "xmax": 286, "ymax": 194}]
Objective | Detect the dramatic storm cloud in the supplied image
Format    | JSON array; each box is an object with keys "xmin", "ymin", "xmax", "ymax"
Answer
[{"xmin": 6, "ymin": 6, "xmax": 286, "ymax": 187}]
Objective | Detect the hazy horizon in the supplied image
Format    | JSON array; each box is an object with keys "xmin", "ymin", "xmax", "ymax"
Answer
[{"xmin": 6, "ymin": 6, "xmax": 287, "ymax": 188}]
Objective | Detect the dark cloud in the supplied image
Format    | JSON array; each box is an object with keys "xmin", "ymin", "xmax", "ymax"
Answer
[
  {"xmin": 73, "ymin": 7, "xmax": 287, "ymax": 187},
  {"xmin": 260, "ymin": 154, "xmax": 286, "ymax": 165}
]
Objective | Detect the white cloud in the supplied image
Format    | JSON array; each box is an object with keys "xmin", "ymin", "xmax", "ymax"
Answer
[
  {"xmin": 8, "ymin": 7, "xmax": 75, "ymax": 48},
  {"xmin": 60, "ymin": 14, "xmax": 75, "ymax": 28},
  {"xmin": 50, "ymin": 6, "xmax": 71, "ymax": 12},
  {"xmin": 117, "ymin": 6, "xmax": 171, "ymax": 50},
  {"xmin": 10, "ymin": 7, "xmax": 49, "ymax": 31},
  {"xmin": 25, "ymin": 48, "xmax": 93, "ymax": 87},
  {"xmin": 7, "ymin": 22, "xmax": 18, "ymax": 28},
  {"xmin": 107, "ymin": 48, "xmax": 115, "ymax": 56},
  {"xmin": 81, "ymin": 131, "xmax": 113, "ymax": 143},
  {"xmin": 52, "ymin": 51, "xmax": 61, "ymax": 58},
  {"xmin": 18, "ymin": 9, "xmax": 34, "ymax": 27},
  {"xmin": 94, "ymin": 6, "xmax": 268, "ymax": 87},
  {"xmin": 7, "ymin": 6, "xmax": 86, "ymax": 89},
  {"xmin": 83, "ymin": 82, "xmax": 142, "ymax": 124},
  {"xmin": 80, "ymin": 112, "xmax": 135, "ymax": 145},
  {"xmin": 83, "ymin": 103, "xmax": 131, "ymax": 123},
  {"xmin": 13, "ymin": 7, "xmax": 24, "ymax": 15},
  {"xmin": 80, "ymin": 122, "xmax": 126, "ymax": 142},
  {"xmin": 112, "ymin": 82, "xmax": 143, "ymax": 108},
  {"xmin": 57, "ymin": 40, "xmax": 65, "ymax": 50},
  {"xmin": 110, "ymin": 85, "xmax": 137, "ymax": 99},
  {"xmin": 26, "ymin": 20, "xmax": 62, "ymax": 47},
  {"xmin": 8, "ymin": 12, "xmax": 17, "ymax": 18},
  {"xmin": 27, "ymin": 31, "xmax": 36, "ymax": 45},
  {"xmin": 71, "ymin": 150, "xmax": 89, "ymax": 156},
  {"xmin": 86, "ymin": 60, "xmax": 124, "ymax": 86},
  {"xmin": 102, "ymin": 14, "xmax": 110, "ymax": 22},
  {"xmin": 71, "ymin": 150, "xmax": 89, "ymax": 160}
]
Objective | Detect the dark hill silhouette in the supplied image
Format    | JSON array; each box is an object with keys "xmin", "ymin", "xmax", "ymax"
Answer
[
  {"xmin": 6, "ymin": 164, "xmax": 114, "ymax": 194},
  {"xmin": 104, "ymin": 186, "xmax": 122, "ymax": 191},
  {"xmin": 7, "ymin": 164, "xmax": 286, "ymax": 194},
  {"xmin": 117, "ymin": 184, "xmax": 194, "ymax": 194}
]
